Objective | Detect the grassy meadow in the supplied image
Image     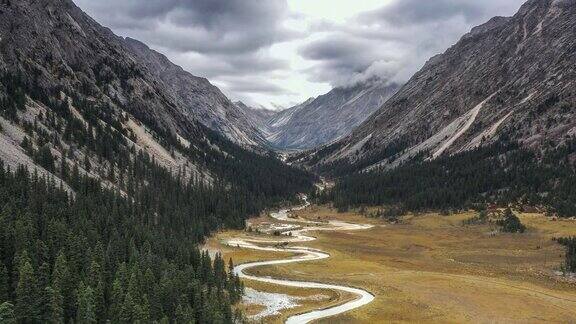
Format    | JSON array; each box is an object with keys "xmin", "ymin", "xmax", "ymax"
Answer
[{"xmin": 207, "ymin": 206, "xmax": 576, "ymax": 323}]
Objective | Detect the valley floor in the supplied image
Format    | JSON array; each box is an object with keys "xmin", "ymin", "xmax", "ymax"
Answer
[{"xmin": 206, "ymin": 205, "xmax": 576, "ymax": 323}]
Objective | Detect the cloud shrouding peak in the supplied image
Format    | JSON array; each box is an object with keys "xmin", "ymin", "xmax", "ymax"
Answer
[
  {"xmin": 298, "ymin": 0, "xmax": 525, "ymax": 88},
  {"xmin": 74, "ymin": 0, "xmax": 525, "ymax": 108}
]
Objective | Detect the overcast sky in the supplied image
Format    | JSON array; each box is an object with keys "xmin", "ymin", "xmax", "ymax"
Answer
[{"xmin": 75, "ymin": 0, "xmax": 525, "ymax": 109}]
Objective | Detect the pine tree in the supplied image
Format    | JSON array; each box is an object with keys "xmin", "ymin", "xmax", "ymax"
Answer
[
  {"xmin": 0, "ymin": 262, "xmax": 10, "ymax": 303},
  {"xmin": 35, "ymin": 145, "xmax": 56, "ymax": 172},
  {"xmin": 213, "ymin": 253, "xmax": 226, "ymax": 290},
  {"xmin": 70, "ymin": 163, "xmax": 81, "ymax": 189},
  {"xmin": 0, "ymin": 301, "xmax": 16, "ymax": 324},
  {"xmin": 127, "ymin": 270, "xmax": 141, "ymax": 305},
  {"xmin": 175, "ymin": 303, "xmax": 194, "ymax": 324},
  {"xmin": 200, "ymin": 251, "xmax": 212, "ymax": 285},
  {"xmin": 37, "ymin": 262, "xmax": 52, "ymax": 322},
  {"xmin": 120, "ymin": 292, "xmax": 136, "ymax": 323},
  {"xmin": 76, "ymin": 282, "xmax": 96, "ymax": 324},
  {"xmin": 15, "ymin": 259, "xmax": 39, "ymax": 322},
  {"xmin": 109, "ymin": 278, "xmax": 123, "ymax": 322},
  {"xmin": 228, "ymin": 258, "xmax": 234, "ymax": 278},
  {"xmin": 20, "ymin": 137, "xmax": 31, "ymax": 153},
  {"xmin": 52, "ymin": 251, "xmax": 72, "ymax": 321},
  {"xmin": 46, "ymin": 286, "xmax": 64, "ymax": 324},
  {"xmin": 135, "ymin": 294, "xmax": 150, "ymax": 323},
  {"xmin": 59, "ymin": 156, "xmax": 69, "ymax": 180},
  {"xmin": 88, "ymin": 260, "xmax": 105, "ymax": 321}
]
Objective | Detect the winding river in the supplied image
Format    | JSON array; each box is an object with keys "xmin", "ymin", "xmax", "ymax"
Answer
[{"xmin": 226, "ymin": 199, "xmax": 375, "ymax": 323}]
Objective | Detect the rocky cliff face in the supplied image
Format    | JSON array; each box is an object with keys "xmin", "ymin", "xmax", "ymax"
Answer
[
  {"xmin": 0, "ymin": 0, "xmax": 188, "ymax": 135},
  {"xmin": 298, "ymin": 0, "xmax": 576, "ymax": 173},
  {"xmin": 0, "ymin": 0, "xmax": 288, "ymax": 189},
  {"xmin": 124, "ymin": 39, "xmax": 268, "ymax": 148},
  {"xmin": 234, "ymin": 101, "xmax": 276, "ymax": 136},
  {"xmin": 262, "ymin": 81, "xmax": 400, "ymax": 150}
]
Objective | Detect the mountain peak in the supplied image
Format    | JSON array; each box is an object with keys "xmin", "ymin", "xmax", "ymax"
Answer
[
  {"xmin": 299, "ymin": 0, "xmax": 576, "ymax": 174},
  {"xmin": 263, "ymin": 82, "xmax": 400, "ymax": 150},
  {"xmin": 463, "ymin": 16, "xmax": 511, "ymax": 40}
]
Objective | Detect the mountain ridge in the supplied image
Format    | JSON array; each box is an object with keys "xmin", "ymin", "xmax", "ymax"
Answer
[
  {"xmin": 123, "ymin": 38, "xmax": 269, "ymax": 148},
  {"xmin": 242, "ymin": 81, "xmax": 400, "ymax": 150},
  {"xmin": 296, "ymin": 0, "xmax": 576, "ymax": 175},
  {"xmin": 0, "ymin": 0, "xmax": 313, "ymax": 197}
]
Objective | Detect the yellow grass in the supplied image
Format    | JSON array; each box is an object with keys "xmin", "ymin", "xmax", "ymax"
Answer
[
  {"xmin": 210, "ymin": 206, "xmax": 576, "ymax": 323},
  {"xmin": 204, "ymin": 229, "xmax": 295, "ymax": 265}
]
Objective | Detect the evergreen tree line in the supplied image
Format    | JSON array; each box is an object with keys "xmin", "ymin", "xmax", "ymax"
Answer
[
  {"xmin": 0, "ymin": 71, "xmax": 314, "ymax": 211},
  {"xmin": 320, "ymin": 139, "xmax": 576, "ymax": 217},
  {"xmin": 0, "ymin": 158, "xmax": 247, "ymax": 323}
]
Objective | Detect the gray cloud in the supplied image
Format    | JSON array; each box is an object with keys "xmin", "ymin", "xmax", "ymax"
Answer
[
  {"xmin": 74, "ymin": 0, "xmax": 298, "ymax": 100},
  {"xmin": 365, "ymin": 0, "xmax": 481, "ymax": 26},
  {"xmin": 222, "ymin": 77, "xmax": 294, "ymax": 95},
  {"xmin": 299, "ymin": 0, "xmax": 526, "ymax": 88},
  {"xmin": 74, "ymin": 0, "xmax": 528, "ymax": 106},
  {"xmin": 77, "ymin": 0, "xmax": 295, "ymax": 54},
  {"xmin": 299, "ymin": 35, "xmax": 399, "ymax": 85},
  {"xmin": 167, "ymin": 49, "xmax": 288, "ymax": 80}
]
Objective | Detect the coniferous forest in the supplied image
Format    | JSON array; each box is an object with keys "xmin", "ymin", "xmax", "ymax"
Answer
[
  {"xmin": 0, "ymin": 158, "xmax": 251, "ymax": 323},
  {"xmin": 0, "ymin": 71, "xmax": 315, "ymax": 322},
  {"xmin": 322, "ymin": 139, "xmax": 576, "ymax": 217}
]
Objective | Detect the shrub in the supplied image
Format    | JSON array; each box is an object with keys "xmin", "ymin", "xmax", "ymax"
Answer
[
  {"xmin": 555, "ymin": 237, "xmax": 576, "ymax": 273},
  {"xmin": 498, "ymin": 208, "xmax": 526, "ymax": 233},
  {"xmin": 463, "ymin": 210, "xmax": 488, "ymax": 225}
]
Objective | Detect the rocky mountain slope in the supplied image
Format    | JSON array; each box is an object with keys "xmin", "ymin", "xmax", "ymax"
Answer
[
  {"xmin": 124, "ymin": 39, "xmax": 269, "ymax": 148},
  {"xmin": 234, "ymin": 101, "xmax": 276, "ymax": 136},
  {"xmin": 0, "ymin": 0, "xmax": 312, "ymax": 196},
  {"xmin": 297, "ymin": 0, "xmax": 576, "ymax": 174},
  {"xmin": 258, "ymin": 81, "xmax": 400, "ymax": 150}
]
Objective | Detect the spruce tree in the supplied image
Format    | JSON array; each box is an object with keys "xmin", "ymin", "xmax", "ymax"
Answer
[
  {"xmin": 52, "ymin": 251, "xmax": 72, "ymax": 321},
  {"xmin": 120, "ymin": 292, "xmax": 136, "ymax": 323},
  {"xmin": 88, "ymin": 261, "xmax": 105, "ymax": 321},
  {"xmin": 135, "ymin": 294, "xmax": 151, "ymax": 323},
  {"xmin": 15, "ymin": 260, "xmax": 39, "ymax": 322},
  {"xmin": 0, "ymin": 262, "xmax": 9, "ymax": 303},
  {"xmin": 76, "ymin": 282, "xmax": 96, "ymax": 324},
  {"xmin": 499, "ymin": 209, "xmax": 526, "ymax": 233},
  {"xmin": 37, "ymin": 262, "xmax": 52, "ymax": 322},
  {"xmin": 46, "ymin": 286, "xmax": 64, "ymax": 324},
  {"xmin": 0, "ymin": 301, "xmax": 16, "ymax": 324},
  {"xmin": 109, "ymin": 278, "xmax": 123, "ymax": 322}
]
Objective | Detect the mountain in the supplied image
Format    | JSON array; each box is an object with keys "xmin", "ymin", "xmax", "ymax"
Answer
[
  {"xmin": 0, "ymin": 0, "xmax": 312, "ymax": 196},
  {"xmin": 0, "ymin": 0, "xmax": 316, "ymax": 322},
  {"xmin": 298, "ymin": 0, "xmax": 576, "ymax": 175},
  {"xmin": 124, "ymin": 39, "xmax": 269, "ymax": 148},
  {"xmin": 263, "ymin": 81, "xmax": 400, "ymax": 150},
  {"xmin": 234, "ymin": 101, "xmax": 276, "ymax": 135}
]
